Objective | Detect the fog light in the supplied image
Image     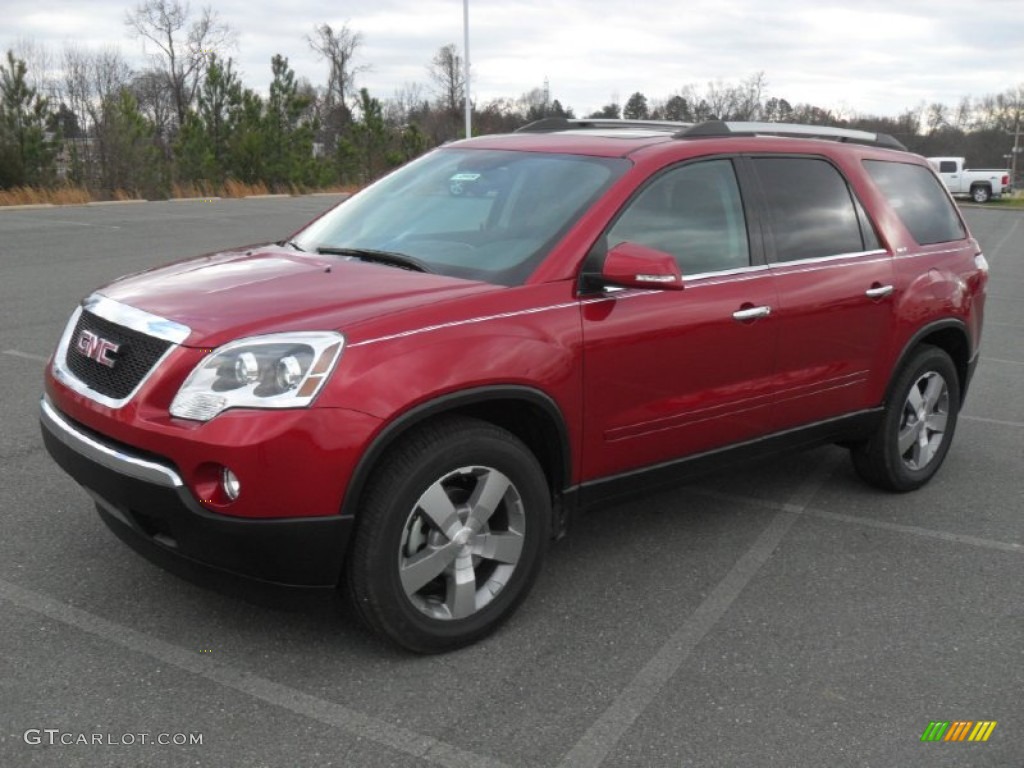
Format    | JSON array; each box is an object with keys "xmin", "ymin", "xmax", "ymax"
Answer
[{"xmin": 221, "ymin": 467, "xmax": 241, "ymax": 501}]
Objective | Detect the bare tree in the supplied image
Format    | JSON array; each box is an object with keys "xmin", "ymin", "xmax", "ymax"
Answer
[
  {"xmin": 384, "ymin": 82, "xmax": 427, "ymax": 126},
  {"xmin": 57, "ymin": 45, "xmax": 133, "ymax": 187},
  {"xmin": 428, "ymin": 44, "xmax": 467, "ymax": 119},
  {"xmin": 307, "ymin": 23, "xmax": 365, "ymax": 110},
  {"xmin": 13, "ymin": 38, "xmax": 58, "ymax": 103},
  {"xmin": 952, "ymin": 96, "xmax": 974, "ymax": 132},
  {"xmin": 307, "ymin": 22, "xmax": 366, "ymax": 146},
  {"xmin": 926, "ymin": 102, "xmax": 949, "ymax": 134},
  {"xmin": 732, "ymin": 72, "xmax": 767, "ymax": 121},
  {"xmin": 60, "ymin": 45, "xmax": 92, "ymax": 128},
  {"xmin": 132, "ymin": 68, "xmax": 176, "ymax": 143},
  {"xmin": 91, "ymin": 48, "xmax": 134, "ymax": 107},
  {"xmin": 124, "ymin": 0, "xmax": 234, "ymax": 128}
]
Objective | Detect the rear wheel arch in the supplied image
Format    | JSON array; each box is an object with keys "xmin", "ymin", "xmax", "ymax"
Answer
[
  {"xmin": 852, "ymin": 344, "xmax": 961, "ymax": 492},
  {"xmin": 339, "ymin": 386, "xmax": 573, "ymax": 524},
  {"xmin": 887, "ymin": 320, "xmax": 972, "ymax": 407},
  {"xmin": 970, "ymin": 183, "xmax": 992, "ymax": 203}
]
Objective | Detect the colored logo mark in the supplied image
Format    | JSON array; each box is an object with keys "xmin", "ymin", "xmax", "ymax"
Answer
[{"xmin": 921, "ymin": 721, "xmax": 997, "ymax": 742}]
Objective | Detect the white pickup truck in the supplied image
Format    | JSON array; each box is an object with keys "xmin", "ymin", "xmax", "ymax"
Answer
[{"xmin": 928, "ymin": 157, "xmax": 1011, "ymax": 203}]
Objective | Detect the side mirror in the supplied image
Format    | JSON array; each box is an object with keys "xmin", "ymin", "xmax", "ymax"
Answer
[{"xmin": 598, "ymin": 242, "xmax": 684, "ymax": 291}]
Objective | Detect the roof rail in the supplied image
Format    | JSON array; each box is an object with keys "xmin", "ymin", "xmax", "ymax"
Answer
[
  {"xmin": 517, "ymin": 118, "xmax": 693, "ymax": 133},
  {"xmin": 676, "ymin": 120, "xmax": 907, "ymax": 151}
]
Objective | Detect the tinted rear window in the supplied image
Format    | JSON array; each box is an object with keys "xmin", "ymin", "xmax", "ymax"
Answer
[
  {"xmin": 752, "ymin": 157, "xmax": 867, "ymax": 262},
  {"xmin": 863, "ymin": 161, "xmax": 966, "ymax": 245}
]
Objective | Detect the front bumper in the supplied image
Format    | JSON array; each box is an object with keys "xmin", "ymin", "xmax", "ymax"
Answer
[{"xmin": 40, "ymin": 397, "xmax": 352, "ymax": 588}]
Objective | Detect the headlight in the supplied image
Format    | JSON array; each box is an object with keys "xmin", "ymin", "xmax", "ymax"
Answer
[{"xmin": 170, "ymin": 332, "xmax": 345, "ymax": 421}]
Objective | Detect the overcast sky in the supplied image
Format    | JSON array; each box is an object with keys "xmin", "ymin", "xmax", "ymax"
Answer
[{"xmin": 3, "ymin": 0, "xmax": 1021, "ymax": 118}]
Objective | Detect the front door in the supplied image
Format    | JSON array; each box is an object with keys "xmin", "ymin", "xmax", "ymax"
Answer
[{"xmin": 580, "ymin": 158, "xmax": 779, "ymax": 483}]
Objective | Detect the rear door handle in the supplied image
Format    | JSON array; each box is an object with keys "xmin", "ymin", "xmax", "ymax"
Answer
[
  {"xmin": 732, "ymin": 305, "xmax": 772, "ymax": 322},
  {"xmin": 865, "ymin": 285, "xmax": 894, "ymax": 299}
]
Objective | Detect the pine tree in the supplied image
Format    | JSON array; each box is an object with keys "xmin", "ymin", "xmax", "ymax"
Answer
[
  {"xmin": 263, "ymin": 55, "xmax": 316, "ymax": 189},
  {"xmin": 0, "ymin": 50, "xmax": 57, "ymax": 187}
]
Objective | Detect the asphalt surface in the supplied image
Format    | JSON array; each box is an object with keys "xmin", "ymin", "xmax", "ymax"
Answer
[{"xmin": 0, "ymin": 198, "xmax": 1021, "ymax": 768}]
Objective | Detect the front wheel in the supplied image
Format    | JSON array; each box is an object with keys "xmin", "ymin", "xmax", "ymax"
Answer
[
  {"xmin": 346, "ymin": 416, "xmax": 550, "ymax": 653},
  {"xmin": 850, "ymin": 345, "xmax": 960, "ymax": 492}
]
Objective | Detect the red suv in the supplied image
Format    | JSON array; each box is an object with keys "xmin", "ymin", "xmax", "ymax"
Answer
[{"xmin": 41, "ymin": 120, "xmax": 988, "ymax": 652}]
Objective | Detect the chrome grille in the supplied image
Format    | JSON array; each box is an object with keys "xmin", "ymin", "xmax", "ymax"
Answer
[{"xmin": 64, "ymin": 310, "xmax": 172, "ymax": 400}]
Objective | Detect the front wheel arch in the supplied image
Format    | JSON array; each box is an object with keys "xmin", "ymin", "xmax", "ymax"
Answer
[{"xmin": 338, "ymin": 386, "xmax": 573, "ymax": 545}]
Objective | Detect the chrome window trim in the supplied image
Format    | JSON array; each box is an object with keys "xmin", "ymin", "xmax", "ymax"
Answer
[
  {"xmin": 40, "ymin": 396, "xmax": 183, "ymax": 488},
  {"xmin": 769, "ymin": 249, "xmax": 889, "ymax": 268},
  {"xmin": 895, "ymin": 246, "xmax": 965, "ymax": 260},
  {"xmin": 51, "ymin": 294, "xmax": 191, "ymax": 409},
  {"xmin": 684, "ymin": 264, "xmax": 772, "ymax": 282}
]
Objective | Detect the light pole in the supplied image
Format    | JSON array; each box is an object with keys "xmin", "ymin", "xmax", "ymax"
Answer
[
  {"xmin": 1010, "ymin": 120, "xmax": 1021, "ymax": 193},
  {"xmin": 463, "ymin": 0, "xmax": 471, "ymax": 138}
]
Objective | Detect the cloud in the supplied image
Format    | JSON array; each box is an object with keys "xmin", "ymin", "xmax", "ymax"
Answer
[{"xmin": 2, "ymin": 0, "xmax": 1019, "ymax": 118}]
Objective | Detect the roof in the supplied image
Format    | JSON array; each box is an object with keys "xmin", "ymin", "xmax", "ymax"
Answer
[
  {"xmin": 450, "ymin": 118, "xmax": 910, "ymax": 159},
  {"xmin": 455, "ymin": 130, "xmax": 675, "ymax": 158}
]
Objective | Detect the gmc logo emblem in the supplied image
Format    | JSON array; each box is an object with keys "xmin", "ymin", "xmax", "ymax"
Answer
[{"xmin": 76, "ymin": 329, "xmax": 120, "ymax": 368}]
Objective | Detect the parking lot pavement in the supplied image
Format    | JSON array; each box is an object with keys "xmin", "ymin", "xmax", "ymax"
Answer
[{"xmin": 1, "ymin": 200, "xmax": 1020, "ymax": 767}]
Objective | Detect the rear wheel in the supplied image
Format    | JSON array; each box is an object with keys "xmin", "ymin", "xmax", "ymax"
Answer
[
  {"xmin": 851, "ymin": 345, "xmax": 960, "ymax": 492},
  {"xmin": 346, "ymin": 416, "xmax": 550, "ymax": 653},
  {"xmin": 971, "ymin": 185, "xmax": 991, "ymax": 203}
]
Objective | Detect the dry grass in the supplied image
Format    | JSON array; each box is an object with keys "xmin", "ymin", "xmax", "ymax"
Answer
[
  {"xmin": 1, "ymin": 181, "xmax": 358, "ymax": 207},
  {"xmin": 111, "ymin": 188, "xmax": 144, "ymax": 201},
  {"xmin": 316, "ymin": 183, "xmax": 360, "ymax": 195},
  {"xmin": 170, "ymin": 180, "xmax": 217, "ymax": 199},
  {"xmin": 0, "ymin": 185, "xmax": 93, "ymax": 206},
  {"xmin": 221, "ymin": 179, "xmax": 269, "ymax": 197}
]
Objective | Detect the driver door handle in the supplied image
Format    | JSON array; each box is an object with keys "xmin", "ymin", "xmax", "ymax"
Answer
[
  {"xmin": 865, "ymin": 285, "xmax": 894, "ymax": 299},
  {"xmin": 732, "ymin": 305, "xmax": 772, "ymax": 322}
]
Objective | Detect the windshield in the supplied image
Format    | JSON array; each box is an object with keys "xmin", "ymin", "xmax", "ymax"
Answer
[{"xmin": 293, "ymin": 148, "xmax": 629, "ymax": 285}]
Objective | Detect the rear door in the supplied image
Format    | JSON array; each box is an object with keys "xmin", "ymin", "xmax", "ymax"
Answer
[
  {"xmin": 749, "ymin": 155, "xmax": 895, "ymax": 430},
  {"xmin": 580, "ymin": 157, "xmax": 779, "ymax": 482}
]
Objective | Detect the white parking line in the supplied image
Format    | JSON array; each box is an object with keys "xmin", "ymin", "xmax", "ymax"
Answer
[
  {"xmin": 689, "ymin": 487, "xmax": 1024, "ymax": 554},
  {"xmin": 557, "ymin": 453, "xmax": 844, "ymax": 768},
  {"xmin": 983, "ymin": 356, "xmax": 1024, "ymax": 366},
  {"xmin": 2, "ymin": 349, "xmax": 49, "ymax": 363},
  {"xmin": 0, "ymin": 578, "xmax": 511, "ymax": 768},
  {"xmin": 986, "ymin": 217, "xmax": 1020, "ymax": 263},
  {"xmin": 961, "ymin": 414, "xmax": 1024, "ymax": 429}
]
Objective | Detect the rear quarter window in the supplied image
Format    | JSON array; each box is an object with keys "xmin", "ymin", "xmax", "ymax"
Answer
[{"xmin": 863, "ymin": 160, "xmax": 966, "ymax": 245}]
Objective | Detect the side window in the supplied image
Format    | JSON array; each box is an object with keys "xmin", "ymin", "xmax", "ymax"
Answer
[
  {"xmin": 863, "ymin": 160, "xmax": 966, "ymax": 245},
  {"xmin": 606, "ymin": 159, "xmax": 750, "ymax": 275},
  {"xmin": 938, "ymin": 161, "xmax": 958, "ymax": 174},
  {"xmin": 753, "ymin": 157, "xmax": 868, "ymax": 262}
]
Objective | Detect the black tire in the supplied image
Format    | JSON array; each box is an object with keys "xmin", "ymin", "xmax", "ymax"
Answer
[
  {"xmin": 850, "ymin": 345, "xmax": 960, "ymax": 492},
  {"xmin": 971, "ymin": 185, "xmax": 991, "ymax": 203},
  {"xmin": 346, "ymin": 416, "xmax": 550, "ymax": 653}
]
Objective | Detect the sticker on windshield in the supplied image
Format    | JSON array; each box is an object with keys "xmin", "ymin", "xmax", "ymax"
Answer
[{"xmin": 449, "ymin": 173, "xmax": 482, "ymax": 195}]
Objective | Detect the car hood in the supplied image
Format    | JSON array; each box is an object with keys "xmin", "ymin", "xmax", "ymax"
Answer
[{"xmin": 98, "ymin": 245, "xmax": 498, "ymax": 347}]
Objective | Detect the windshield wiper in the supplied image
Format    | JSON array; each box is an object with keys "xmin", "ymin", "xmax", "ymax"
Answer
[
  {"xmin": 279, "ymin": 239, "xmax": 306, "ymax": 251},
  {"xmin": 315, "ymin": 246, "xmax": 434, "ymax": 274}
]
